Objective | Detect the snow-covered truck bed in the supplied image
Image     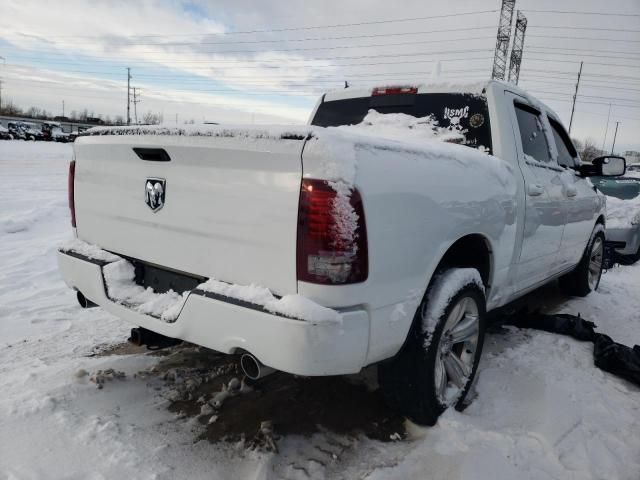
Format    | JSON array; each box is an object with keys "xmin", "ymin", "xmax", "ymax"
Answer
[{"xmin": 58, "ymin": 80, "xmax": 624, "ymax": 425}]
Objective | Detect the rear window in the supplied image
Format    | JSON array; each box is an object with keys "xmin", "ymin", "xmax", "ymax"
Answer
[{"xmin": 311, "ymin": 92, "xmax": 493, "ymax": 153}]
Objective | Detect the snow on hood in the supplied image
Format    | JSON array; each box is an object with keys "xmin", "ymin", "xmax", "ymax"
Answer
[{"xmin": 606, "ymin": 194, "xmax": 640, "ymax": 228}]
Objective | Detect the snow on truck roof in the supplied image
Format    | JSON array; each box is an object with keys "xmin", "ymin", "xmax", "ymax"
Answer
[{"xmin": 322, "ymin": 80, "xmax": 489, "ymax": 102}]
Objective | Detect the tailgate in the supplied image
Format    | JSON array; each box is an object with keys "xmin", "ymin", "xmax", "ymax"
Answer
[{"xmin": 73, "ymin": 134, "xmax": 305, "ymax": 295}]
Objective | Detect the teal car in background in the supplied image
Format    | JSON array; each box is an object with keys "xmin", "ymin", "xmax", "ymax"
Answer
[{"xmin": 592, "ymin": 176, "xmax": 640, "ymax": 264}]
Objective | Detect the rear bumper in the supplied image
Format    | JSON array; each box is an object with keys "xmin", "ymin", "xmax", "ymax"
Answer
[
  {"xmin": 58, "ymin": 250, "xmax": 370, "ymax": 376},
  {"xmin": 606, "ymin": 226, "xmax": 640, "ymax": 256}
]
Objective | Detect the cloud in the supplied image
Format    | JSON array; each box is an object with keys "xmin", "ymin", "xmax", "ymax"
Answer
[{"xmin": 0, "ymin": 0, "xmax": 638, "ymax": 150}]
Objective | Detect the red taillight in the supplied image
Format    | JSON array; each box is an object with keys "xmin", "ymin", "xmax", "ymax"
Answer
[
  {"xmin": 68, "ymin": 160, "xmax": 76, "ymax": 228},
  {"xmin": 372, "ymin": 86, "xmax": 418, "ymax": 96},
  {"xmin": 297, "ymin": 179, "xmax": 368, "ymax": 285}
]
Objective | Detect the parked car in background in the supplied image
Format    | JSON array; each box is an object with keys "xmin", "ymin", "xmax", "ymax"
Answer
[
  {"xmin": 7, "ymin": 122, "xmax": 27, "ymax": 140},
  {"xmin": 0, "ymin": 125, "xmax": 13, "ymax": 140},
  {"xmin": 22, "ymin": 122, "xmax": 45, "ymax": 141},
  {"xmin": 54, "ymin": 129, "xmax": 72, "ymax": 143},
  {"xmin": 626, "ymin": 163, "xmax": 640, "ymax": 178},
  {"xmin": 41, "ymin": 121, "xmax": 63, "ymax": 141},
  {"xmin": 592, "ymin": 175, "xmax": 640, "ymax": 264},
  {"xmin": 58, "ymin": 80, "xmax": 624, "ymax": 426}
]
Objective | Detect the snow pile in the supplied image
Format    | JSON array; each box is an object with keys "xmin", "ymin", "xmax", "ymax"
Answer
[
  {"xmin": 85, "ymin": 124, "xmax": 313, "ymax": 141},
  {"xmin": 60, "ymin": 238, "xmax": 121, "ymax": 262},
  {"xmin": 198, "ymin": 278, "xmax": 341, "ymax": 324},
  {"xmin": 103, "ymin": 259, "xmax": 188, "ymax": 322},
  {"xmin": 605, "ymin": 193, "xmax": 640, "ymax": 228},
  {"xmin": 60, "ymin": 238, "xmax": 340, "ymax": 324},
  {"xmin": 334, "ymin": 109, "xmax": 465, "ymax": 145},
  {"xmin": 2, "ymin": 141, "xmax": 640, "ymax": 480}
]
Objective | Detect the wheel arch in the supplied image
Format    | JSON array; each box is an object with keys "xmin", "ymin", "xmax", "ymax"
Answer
[
  {"xmin": 432, "ymin": 233, "xmax": 494, "ymax": 290},
  {"xmin": 392, "ymin": 233, "xmax": 494, "ymax": 354}
]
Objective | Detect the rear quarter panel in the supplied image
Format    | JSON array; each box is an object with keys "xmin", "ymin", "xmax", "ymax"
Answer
[{"xmin": 299, "ymin": 134, "xmax": 519, "ymax": 363}]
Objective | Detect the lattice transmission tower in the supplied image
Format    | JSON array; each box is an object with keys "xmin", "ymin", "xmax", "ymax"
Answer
[
  {"xmin": 508, "ymin": 11, "xmax": 528, "ymax": 85},
  {"xmin": 491, "ymin": 0, "xmax": 515, "ymax": 81}
]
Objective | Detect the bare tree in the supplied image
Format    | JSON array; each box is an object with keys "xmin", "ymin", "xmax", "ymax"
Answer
[
  {"xmin": 581, "ymin": 137, "xmax": 603, "ymax": 163},
  {"xmin": 572, "ymin": 137, "xmax": 602, "ymax": 163},
  {"xmin": 142, "ymin": 111, "xmax": 163, "ymax": 125},
  {"xmin": 1, "ymin": 99, "xmax": 22, "ymax": 116}
]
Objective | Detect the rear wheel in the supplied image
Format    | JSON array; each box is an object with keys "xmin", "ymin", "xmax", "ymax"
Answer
[
  {"xmin": 378, "ymin": 269, "xmax": 486, "ymax": 426},
  {"xmin": 559, "ymin": 226, "xmax": 604, "ymax": 297}
]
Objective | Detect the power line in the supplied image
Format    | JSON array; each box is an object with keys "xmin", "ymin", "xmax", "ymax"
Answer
[
  {"xmin": 528, "ymin": 90, "xmax": 640, "ymax": 105},
  {"xmin": 2, "ymin": 48, "xmax": 495, "ymax": 67},
  {"xmin": 11, "ymin": 25, "xmax": 498, "ymax": 47},
  {"xmin": 534, "ymin": 97, "xmax": 640, "ymax": 110},
  {"xmin": 3, "ymin": 56, "xmax": 495, "ymax": 75},
  {"xmin": 30, "ymin": 9, "xmax": 499, "ymax": 38},
  {"xmin": 0, "ymin": 35, "xmax": 496, "ymax": 59},
  {"xmin": 525, "ymin": 58, "xmax": 640, "ymax": 69},
  {"xmin": 526, "ymin": 34, "xmax": 640, "ymax": 44},
  {"xmin": 522, "ymin": 78, "xmax": 640, "ymax": 93},
  {"xmin": 528, "ymin": 25, "xmax": 640, "ymax": 33},
  {"xmin": 526, "ymin": 49, "xmax": 640, "ymax": 62},
  {"xmin": 4, "ymin": 66, "xmax": 491, "ymax": 83},
  {"xmin": 527, "ymin": 45, "xmax": 640, "ymax": 57},
  {"xmin": 524, "ymin": 9, "xmax": 640, "ymax": 17}
]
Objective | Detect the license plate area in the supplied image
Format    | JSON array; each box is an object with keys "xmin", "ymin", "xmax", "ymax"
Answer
[{"xmin": 129, "ymin": 259, "xmax": 206, "ymax": 295}]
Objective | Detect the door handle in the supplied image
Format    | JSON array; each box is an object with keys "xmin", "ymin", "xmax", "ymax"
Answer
[
  {"xmin": 565, "ymin": 185, "xmax": 577, "ymax": 197},
  {"xmin": 527, "ymin": 183, "xmax": 544, "ymax": 196}
]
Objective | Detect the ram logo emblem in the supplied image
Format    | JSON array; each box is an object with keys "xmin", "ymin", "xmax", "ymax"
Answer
[{"xmin": 145, "ymin": 178, "xmax": 166, "ymax": 212}]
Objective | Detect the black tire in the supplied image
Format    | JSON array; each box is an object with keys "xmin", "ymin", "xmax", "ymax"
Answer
[
  {"xmin": 378, "ymin": 270, "xmax": 486, "ymax": 426},
  {"xmin": 559, "ymin": 226, "xmax": 605, "ymax": 297}
]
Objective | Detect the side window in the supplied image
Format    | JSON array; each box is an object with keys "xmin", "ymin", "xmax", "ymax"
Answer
[
  {"xmin": 514, "ymin": 103, "xmax": 551, "ymax": 163},
  {"xmin": 548, "ymin": 117, "xmax": 577, "ymax": 168}
]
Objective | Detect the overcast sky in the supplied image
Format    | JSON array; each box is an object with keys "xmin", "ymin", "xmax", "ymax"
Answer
[{"xmin": 0, "ymin": 0, "xmax": 638, "ymax": 152}]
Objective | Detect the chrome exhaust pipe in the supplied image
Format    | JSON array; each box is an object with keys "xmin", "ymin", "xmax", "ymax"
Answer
[
  {"xmin": 77, "ymin": 291, "xmax": 97, "ymax": 308},
  {"xmin": 240, "ymin": 353, "xmax": 276, "ymax": 380}
]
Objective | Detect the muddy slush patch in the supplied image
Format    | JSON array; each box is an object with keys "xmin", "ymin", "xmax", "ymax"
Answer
[{"xmin": 132, "ymin": 343, "xmax": 406, "ymax": 444}]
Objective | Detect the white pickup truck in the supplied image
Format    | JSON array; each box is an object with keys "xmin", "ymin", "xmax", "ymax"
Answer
[{"xmin": 58, "ymin": 80, "xmax": 625, "ymax": 425}]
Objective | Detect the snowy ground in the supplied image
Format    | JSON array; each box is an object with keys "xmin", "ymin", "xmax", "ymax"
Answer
[{"xmin": 0, "ymin": 140, "xmax": 639, "ymax": 480}]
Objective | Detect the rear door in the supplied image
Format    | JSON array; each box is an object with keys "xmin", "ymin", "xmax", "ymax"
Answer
[
  {"xmin": 73, "ymin": 134, "xmax": 305, "ymax": 295},
  {"xmin": 507, "ymin": 93, "xmax": 567, "ymax": 289}
]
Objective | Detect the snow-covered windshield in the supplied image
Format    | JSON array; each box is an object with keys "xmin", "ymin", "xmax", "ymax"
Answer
[{"xmin": 311, "ymin": 92, "xmax": 492, "ymax": 154}]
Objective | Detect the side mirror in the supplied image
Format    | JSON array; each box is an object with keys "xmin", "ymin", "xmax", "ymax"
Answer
[{"xmin": 580, "ymin": 155, "xmax": 626, "ymax": 177}]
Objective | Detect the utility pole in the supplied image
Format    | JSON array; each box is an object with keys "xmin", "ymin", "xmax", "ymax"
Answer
[
  {"xmin": 127, "ymin": 68, "xmax": 132, "ymax": 125},
  {"xmin": 132, "ymin": 87, "xmax": 140, "ymax": 124},
  {"xmin": 0, "ymin": 56, "xmax": 4, "ymax": 113},
  {"xmin": 610, "ymin": 122, "xmax": 620, "ymax": 155},
  {"xmin": 601, "ymin": 103, "xmax": 611, "ymax": 153},
  {"xmin": 568, "ymin": 61, "xmax": 583, "ymax": 135},
  {"xmin": 62, "ymin": 100, "xmax": 65, "ymax": 117}
]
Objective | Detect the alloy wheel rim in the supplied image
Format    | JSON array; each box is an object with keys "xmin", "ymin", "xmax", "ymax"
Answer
[
  {"xmin": 588, "ymin": 236, "xmax": 604, "ymax": 290},
  {"xmin": 431, "ymin": 296, "xmax": 480, "ymax": 406}
]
